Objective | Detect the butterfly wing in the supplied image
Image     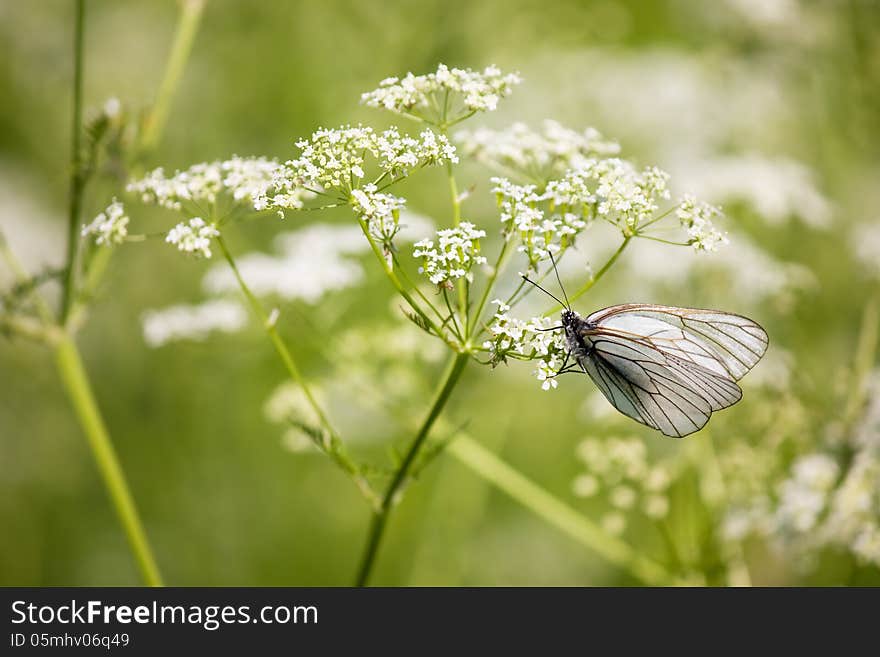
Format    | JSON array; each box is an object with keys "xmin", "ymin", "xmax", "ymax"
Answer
[
  {"xmin": 577, "ymin": 304, "xmax": 768, "ymax": 437},
  {"xmin": 585, "ymin": 304, "xmax": 769, "ymax": 381}
]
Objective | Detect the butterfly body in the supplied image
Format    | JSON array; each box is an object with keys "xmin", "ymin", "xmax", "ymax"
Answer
[
  {"xmin": 558, "ymin": 303, "xmax": 768, "ymax": 438},
  {"xmin": 561, "ymin": 309, "xmax": 595, "ymax": 361}
]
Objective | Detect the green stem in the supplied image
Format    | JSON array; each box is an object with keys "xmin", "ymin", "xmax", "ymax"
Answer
[
  {"xmin": 355, "ymin": 218, "xmax": 450, "ymax": 345},
  {"xmin": 354, "ymin": 352, "xmax": 469, "ymax": 586},
  {"xmin": 55, "ymin": 336, "xmax": 163, "ymax": 586},
  {"xmin": 61, "ymin": 0, "xmax": 85, "ymax": 324},
  {"xmin": 447, "ymin": 434, "xmax": 670, "ymax": 585},
  {"xmin": 546, "ymin": 236, "xmax": 631, "ymax": 315},
  {"xmin": 469, "ymin": 238, "xmax": 511, "ymax": 336},
  {"xmin": 139, "ymin": 0, "xmax": 206, "ymax": 151},
  {"xmin": 216, "ymin": 234, "xmax": 336, "ymax": 436}
]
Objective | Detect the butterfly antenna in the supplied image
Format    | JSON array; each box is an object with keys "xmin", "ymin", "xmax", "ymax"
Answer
[
  {"xmin": 548, "ymin": 252, "xmax": 570, "ymax": 310},
  {"xmin": 520, "ymin": 274, "xmax": 567, "ymax": 309}
]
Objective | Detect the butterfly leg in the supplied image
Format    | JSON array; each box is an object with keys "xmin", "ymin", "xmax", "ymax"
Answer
[{"xmin": 551, "ymin": 350, "xmax": 585, "ymax": 377}]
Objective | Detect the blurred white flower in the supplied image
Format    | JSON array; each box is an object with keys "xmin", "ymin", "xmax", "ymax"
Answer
[
  {"xmin": 456, "ymin": 120, "xmax": 620, "ymax": 180},
  {"xmin": 81, "ymin": 198, "xmax": 129, "ymax": 246},
  {"xmin": 610, "ymin": 485, "xmax": 637, "ymax": 510},
  {"xmin": 0, "ymin": 164, "xmax": 64, "ymax": 284},
  {"xmin": 203, "ymin": 224, "xmax": 366, "ymax": 303},
  {"xmin": 676, "ymin": 155, "xmax": 831, "ymax": 228},
  {"xmin": 572, "ymin": 474, "xmax": 599, "ymax": 497},
  {"xmin": 852, "ymin": 222, "xmax": 880, "ymax": 280},
  {"xmin": 601, "ymin": 511, "xmax": 627, "ymax": 535},
  {"xmin": 165, "ymin": 217, "xmax": 219, "ymax": 258},
  {"xmin": 361, "ymin": 64, "xmax": 522, "ymax": 119},
  {"xmin": 141, "ymin": 299, "xmax": 247, "ymax": 347},
  {"xmin": 621, "ymin": 232, "xmax": 815, "ymax": 305},
  {"xmin": 103, "ymin": 96, "xmax": 121, "ymax": 119},
  {"xmin": 774, "ymin": 454, "xmax": 839, "ymax": 533}
]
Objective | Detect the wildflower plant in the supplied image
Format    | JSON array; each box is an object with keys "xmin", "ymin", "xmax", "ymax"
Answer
[{"xmin": 86, "ymin": 57, "xmax": 735, "ymax": 587}]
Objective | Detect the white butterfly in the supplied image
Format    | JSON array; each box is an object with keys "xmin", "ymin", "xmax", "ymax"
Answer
[{"xmin": 559, "ymin": 304, "xmax": 768, "ymax": 437}]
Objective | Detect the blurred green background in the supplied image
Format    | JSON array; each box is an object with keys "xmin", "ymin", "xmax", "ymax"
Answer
[{"xmin": 2, "ymin": 0, "xmax": 879, "ymax": 586}]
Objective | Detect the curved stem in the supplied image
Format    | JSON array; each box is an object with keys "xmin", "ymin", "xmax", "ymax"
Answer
[
  {"xmin": 216, "ymin": 235, "xmax": 336, "ymax": 435},
  {"xmin": 139, "ymin": 0, "xmax": 206, "ymax": 152},
  {"xmin": 55, "ymin": 336, "xmax": 163, "ymax": 586},
  {"xmin": 354, "ymin": 352, "xmax": 469, "ymax": 586},
  {"xmin": 545, "ymin": 236, "xmax": 631, "ymax": 315},
  {"xmin": 447, "ymin": 434, "xmax": 670, "ymax": 585}
]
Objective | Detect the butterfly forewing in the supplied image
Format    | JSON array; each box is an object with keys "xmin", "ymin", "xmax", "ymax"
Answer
[
  {"xmin": 575, "ymin": 304, "xmax": 767, "ymax": 438},
  {"xmin": 586, "ymin": 305, "xmax": 769, "ymax": 381}
]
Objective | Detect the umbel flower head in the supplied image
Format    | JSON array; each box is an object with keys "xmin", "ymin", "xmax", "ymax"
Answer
[
  {"xmin": 361, "ymin": 64, "xmax": 522, "ymax": 124},
  {"xmin": 413, "ymin": 222, "xmax": 488, "ymax": 287},
  {"xmin": 263, "ymin": 125, "xmax": 456, "ymax": 215},
  {"xmin": 677, "ymin": 194, "xmax": 729, "ymax": 252},
  {"xmin": 482, "ymin": 300, "xmax": 568, "ymax": 389},
  {"xmin": 82, "ymin": 198, "xmax": 129, "ymax": 246},
  {"xmin": 127, "ymin": 156, "xmax": 296, "ymax": 214},
  {"xmin": 166, "ymin": 217, "xmax": 219, "ymax": 258}
]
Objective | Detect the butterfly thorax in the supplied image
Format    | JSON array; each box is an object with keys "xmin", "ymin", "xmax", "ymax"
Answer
[{"xmin": 561, "ymin": 309, "xmax": 594, "ymax": 360}]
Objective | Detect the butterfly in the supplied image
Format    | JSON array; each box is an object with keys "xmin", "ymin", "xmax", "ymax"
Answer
[{"xmin": 524, "ymin": 269, "xmax": 769, "ymax": 438}]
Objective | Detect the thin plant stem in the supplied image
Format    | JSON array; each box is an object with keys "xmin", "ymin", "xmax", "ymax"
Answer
[
  {"xmin": 469, "ymin": 238, "xmax": 511, "ymax": 336},
  {"xmin": 61, "ymin": 0, "xmax": 85, "ymax": 324},
  {"xmin": 355, "ymin": 218, "xmax": 451, "ymax": 345},
  {"xmin": 354, "ymin": 352, "xmax": 470, "ymax": 586},
  {"xmin": 215, "ymin": 234, "xmax": 336, "ymax": 436},
  {"xmin": 545, "ymin": 236, "xmax": 631, "ymax": 314},
  {"xmin": 447, "ymin": 434, "xmax": 670, "ymax": 585},
  {"xmin": 139, "ymin": 0, "xmax": 207, "ymax": 151},
  {"xmin": 55, "ymin": 336, "xmax": 164, "ymax": 586}
]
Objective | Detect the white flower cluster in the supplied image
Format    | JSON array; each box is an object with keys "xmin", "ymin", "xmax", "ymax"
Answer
[
  {"xmin": 128, "ymin": 156, "xmax": 297, "ymax": 213},
  {"xmin": 491, "ymin": 177, "xmax": 589, "ymax": 269},
  {"xmin": 350, "ymin": 184, "xmax": 406, "ymax": 248},
  {"xmin": 566, "ymin": 159, "xmax": 671, "ymax": 231},
  {"xmin": 81, "ymin": 198, "xmax": 129, "ymax": 246},
  {"xmin": 573, "ymin": 436, "xmax": 675, "ymax": 534},
  {"xmin": 676, "ymin": 194, "xmax": 728, "ymax": 252},
  {"xmin": 482, "ymin": 300, "xmax": 567, "ymax": 389},
  {"xmin": 272, "ymin": 125, "xmax": 456, "ymax": 196},
  {"xmin": 456, "ymin": 120, "xmax": 620, "ymax": 180},
  {"xmin": 166, "ymin": 217, "xmax": 220, "ymax": 258},
  {"xmin": 413, "ymin": 222, "xmax": 487, "ymax": 286},
  {"xmin": 141, "ymin": 300, "xmax": 247, "ymax": 348},
  {"xmin": 361, "ymin": 64, "xmax": 522, "ymax": 119}
]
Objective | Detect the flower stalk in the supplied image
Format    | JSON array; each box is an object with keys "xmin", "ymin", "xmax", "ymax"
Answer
[
  {"xmin": 355, "ymin": 351, "xmax": 470, "ymax": 586},
  {"xmin": 55, "ymin": 336, "xmax": 163, "ymax": 586}
]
